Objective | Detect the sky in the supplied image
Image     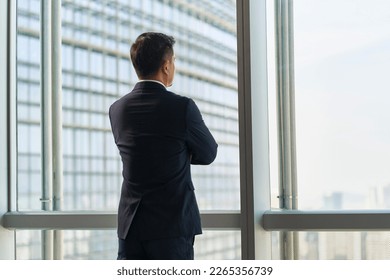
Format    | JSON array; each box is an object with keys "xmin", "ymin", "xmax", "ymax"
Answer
[{"xmin": 267, "ymin": 0, "xmax": 390, "ymax": 209}]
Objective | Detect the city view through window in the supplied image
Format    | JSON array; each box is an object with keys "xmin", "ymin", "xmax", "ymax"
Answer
[{"xmin": 267, "ymin": 0, "xmax": 390, "ymax": 259}]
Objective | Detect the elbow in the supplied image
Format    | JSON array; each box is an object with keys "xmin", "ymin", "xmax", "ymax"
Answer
[
  {"xmin": 191, "ymin": 144, "xmax": 218, "ymax": 165},
  {"xmin": 208, "ymin": 144, "xmax": 218, "ymax": 164}
]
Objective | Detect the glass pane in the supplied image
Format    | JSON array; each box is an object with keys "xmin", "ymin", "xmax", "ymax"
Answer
[
  {"xmin": 17, "ymin": 230, "xmax": 240, "ymax": 260},
  {"xmin": 16, "ymin": 231, "xmax": 42, "ymax": 260},
  {"xmin": 17, "ymin": 0, "xmax": 239, "ymax": 211},
  {"xmin": 195, "ymin": 231, "xmax": 241, "ymax": 260},
  {"xmin": 16, "ymin": 0, "xmax": 42, "ymax": 211},
  {"xmin": 299, "ymin": 231, "xmax": 390, "ymax": 260},
  {"xmin": 63, "ymin": 230, "xmax": 241, "ymax": 260},
  {"xmin": 63, "ymin": 230, "xmax": 117, "ymax": 259},
  {"xmin": 17, "ymin": 230, "xmax": 118, "ymax": 260},
  {"xmin": 293, "ymin": 0, "xmax": 390, "ymax": 209},
  {"xmin": 15, "ymin": 0, "xmax": 239, "ymax": 259},
  {"xmin": 269, "ymin": 231, "xmax": 390, "ymax": 260}
]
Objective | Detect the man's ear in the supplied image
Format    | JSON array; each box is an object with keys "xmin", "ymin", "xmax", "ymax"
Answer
[{"xmin": 163, "ymin": 61, "xmax": 169, "ymax": 74}]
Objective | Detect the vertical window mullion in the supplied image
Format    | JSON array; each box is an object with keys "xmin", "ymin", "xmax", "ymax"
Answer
[
  {"xmin": 237, "ymin": 0, "xmax": 271, "ymax": 260},
  {"xmin": 0, "ymin": 0, "xmax": 17, "ymax": 260},
  {"xmin": 274, "ymin": 0, "xmax": 298, "ymax": 260},
  {"xmin": 40, "ymin": 0, "xmax": 54, "ymax": 260},
  {"xmin": 52, "ymin": 0, "xmax": 64, "ymax": 260}
]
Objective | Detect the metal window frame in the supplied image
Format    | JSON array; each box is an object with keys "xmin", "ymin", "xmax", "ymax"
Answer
[
  {"xmin": 40, "ymin": 0, "xmax": 64, "ymax": 260},
  {"xmin": 263, "ymin": 210, "xmax": 390, "ymax": 231},
  {"xmin": 1, "ymin": 0, "xmax": 17, "ymax": 260},
  {"xmin": 5, "ymin": 209, "xmax": 390, "ymax": 232},
  {"xmin": 237, "ymin": 0, "xmax": 272, "ymax": 259},
  {"xmin": 274, "ymin": 0, "xmax": 298, "ymax": 260},
  {"xmin": 2, "ymin": 211, "xmax": 241, "ymax": 230}
]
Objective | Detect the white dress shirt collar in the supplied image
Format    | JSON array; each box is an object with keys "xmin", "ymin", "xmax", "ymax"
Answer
[{"xmin": 137, "ymin": 79, "xmax": 166, "ymax": 88}]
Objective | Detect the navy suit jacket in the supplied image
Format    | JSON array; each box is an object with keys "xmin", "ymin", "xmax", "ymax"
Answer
[{"xmin": 109, "ymin": 81, "xmax": 218, "ymax": 240}]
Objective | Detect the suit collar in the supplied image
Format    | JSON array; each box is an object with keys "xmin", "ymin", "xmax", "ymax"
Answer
[
  {"xmin": 133, "ymin": 80, "xmax": 167, "ymax": 92},
  {"xmin": 138, "ymin": 79, "xmax": 166, "ymax": 88}
]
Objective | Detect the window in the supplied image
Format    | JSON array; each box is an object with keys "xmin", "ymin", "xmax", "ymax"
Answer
[
  {"xmin": 13, "ymin": 0, "xmax": 240, "ymax": 260},
  {"xmin": 265, "ymin": 0, "xmax": 390, "ymax": 260},
  {"xmin": 293, "ymin": 0, "xmax": 390, "ymax": 211},
  {"xmin": 9, "ymin": 0, "xmax": 389, "ymax": 261}
]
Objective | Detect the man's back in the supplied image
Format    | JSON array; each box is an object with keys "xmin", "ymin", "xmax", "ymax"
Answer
[{"xmin": 109, "ymin": 81, "xmax": 217, "ymax": 241}]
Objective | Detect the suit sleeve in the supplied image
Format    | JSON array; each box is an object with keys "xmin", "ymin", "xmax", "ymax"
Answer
[{"xmin": 186, "ymin": 98, "xmax": 218, "ymax": 165}]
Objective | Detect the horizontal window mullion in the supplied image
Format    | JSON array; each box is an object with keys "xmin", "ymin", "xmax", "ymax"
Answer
[
  {"xmin": 2, "ymin": 211, "xmax": 241, "ymax": 230},
  {"xmin": 263, "ymin": 210, "xmax": 390, "ymax": 231}
]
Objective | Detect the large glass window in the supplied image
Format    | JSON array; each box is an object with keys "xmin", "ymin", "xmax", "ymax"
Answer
[
  {"xmin": 267, "ymin": 1, "xmax": 390, "ymax": 210},
  {"xmin": 293, "ymin": 0, "xmax": 390, "ymax": 210},
  {"xmin": 15, "ymin": 0, "xmax": 239, "ymax": 259},
  {"xmin": 267, "ymin": 0, "xmax": 390, "ymax": 260},
  {"xmin": 10, "ymin": 0, "xmax": 390, "ymax": 262}
]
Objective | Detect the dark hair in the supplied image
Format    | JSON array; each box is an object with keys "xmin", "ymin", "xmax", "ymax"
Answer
[{"xmin": 130, "ymin": 32, "xmax": 175, "ymax": 78}]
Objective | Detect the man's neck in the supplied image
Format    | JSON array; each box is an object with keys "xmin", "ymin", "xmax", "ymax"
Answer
[{"xmin": 138, "ymin": 79, "xmax": 166, "ymax": 88}]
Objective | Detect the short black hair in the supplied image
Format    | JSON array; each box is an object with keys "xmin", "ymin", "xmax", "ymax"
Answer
[{"xmin": 130, "ymin": 32, "xmax": 175, "ymax": 78}]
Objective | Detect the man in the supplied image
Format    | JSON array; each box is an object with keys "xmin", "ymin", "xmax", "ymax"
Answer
[{"xmin": 109, "ymin": 32, "xmax": 218, "ymax": 260}]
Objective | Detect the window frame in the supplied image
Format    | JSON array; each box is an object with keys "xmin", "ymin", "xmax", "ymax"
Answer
[{"xmin": 1, "ymin": 0, "xmax": 17, "ymax": 260}]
